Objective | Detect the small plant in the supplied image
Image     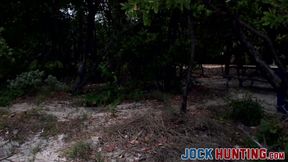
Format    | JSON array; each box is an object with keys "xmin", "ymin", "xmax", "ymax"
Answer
[
  {"xmin": 109, "ymin": 98, "xmax": 121, "ymax": 117},
  {"xmin": 66, "ymin": 141, "xmax": 91, "ymax": 160},
  {"xmin": 125, "ymin": 90, "xmax": 144, "ymax": 101},
  {"xmin": 32, "ymin": 144, "xmax": 42, "ymax": 155},
  {"xmin": 95, "ymin": 152, "xmax": 105, "ymax": 162},
  {"xmin": 30, "ymin": 144, "xmax": 42, "ymax": 162},
  {"xmin": 253, "ymin": 119, "xmax": 288, "ymax": 158},
  {"xmin": 229, "ymin": 96, "xmax": 263, "ymax": 126},
  {"xmin": 83, "ymin": 84, "xmax": 120, "ymax": 107},
  {"xmin": 257, "ymin": 119, "xmax": 284, "ymax": 146}
]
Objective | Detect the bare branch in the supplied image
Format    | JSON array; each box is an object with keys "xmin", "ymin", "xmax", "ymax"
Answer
[{"xmin": 239, "ymin": 20, "xmax": 286, "ymax": 72}]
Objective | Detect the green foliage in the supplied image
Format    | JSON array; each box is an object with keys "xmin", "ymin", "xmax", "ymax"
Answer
[
  {"xmin": 44, "ymin": 61, "xmax": 64, "ymax": 71},
  {"xmin": 0, "ymin": 70, "xmax": 67, "ymax": 106},
  {"xmin": 98, "ymin": 62, "xmax": 117, "ymax": 83},
  {"xmin": 0, "ymin": 28, "xmax": 13, "ymax": 61},
  {"xmin": 8, "ymin": 70, "xmax": 44, "ymax": 91},
  {"xmin": 261, "ymin": 0, "xmax": 288, "ymax": 28},
  {"xmin": 0, "ymin": 88, "xmax": 23, "ymax": 106},
  {"xmin": 83, "ymin": 84, "xmax": 144, "ymax": 106},
  {"xmin": 95, "ymin": 152, "xmax": 105, "ymax": 162},
  {"xmin": 252, "ymin": 118, "xmax": 288, "ymax": 158},
  {"xmin": 66, "ymin": 141, "xmax": 91, "ymax": 160},
  {"xmin": 122, "ymin": 0, "xmax": 209, "ymax": 26},
  {"xmin": 0, "ymin": 70, "xmax": 45, "ymax": 106},
  {"xmin": 83, "ymin": 85, "xmax": 120, "ymax": 107},
  {"xmin": 109, "ymin": 101, "xmax": 119, "ymax": 117},
  {"xmin": 257, "ymin": 119, "xmax": 287, "ymax": 147},
  {"xmin": 44, "ymin": 75, "xmax": 68, "ymax": 91},
  {"xmin": 261, "ymin": 10, "xmax": 287, "ymax": 28},
  {"xmin": 229, "ymin": 96, "xmax": 263, "ymax": 126},
  {"xmin": 8, "ymin": 70, "xmax": 68, "ymax": 92},
  {"xmin": 0, "ymin": 27, "xmax": 23, "ymax": 81}
]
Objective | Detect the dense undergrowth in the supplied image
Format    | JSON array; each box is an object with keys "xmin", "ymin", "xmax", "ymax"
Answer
[
  {"xmin": 0, "ymin": 70, "xmax": 68, "ymax": 106},
  {"xmin": 227, "ymin": 96, "xmax": 288, "ymax": 159}
]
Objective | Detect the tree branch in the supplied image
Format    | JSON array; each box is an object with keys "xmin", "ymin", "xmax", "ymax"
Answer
[
  {"xmin": 233, "ymin": 18, "xmax": 282, "ymax": 89},
  {"xmin": 239, "ymin": 20, "xmax": 286, "ymax": 72}
]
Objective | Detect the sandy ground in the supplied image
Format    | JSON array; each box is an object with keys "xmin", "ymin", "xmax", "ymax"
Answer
[{"xmin": 0, "ymin": 71, "xmax": 279, "ymax": 162}]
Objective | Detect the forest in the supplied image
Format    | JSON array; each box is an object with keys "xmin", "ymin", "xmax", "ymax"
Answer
[{"xmin": 0, "ymin": 0, "xmax": 287, "ymax": 161}]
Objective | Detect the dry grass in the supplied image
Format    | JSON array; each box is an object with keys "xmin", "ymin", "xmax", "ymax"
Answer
[
  {"xmin": 102, "ymin": 106, "xmax": 246, "ymax": 162},
  {"xmin": 0, "ymin": 108, "xmax": 88, "ymax": 143}
]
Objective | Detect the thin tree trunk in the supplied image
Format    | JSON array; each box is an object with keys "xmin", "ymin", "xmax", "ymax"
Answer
[
  {"xmin": 72, "ymin": 8, "xmax": 86, "ymax": 94},
  {"xmin": 87, "ymin": 0, "xmax": 97, "ymax": 56},
  {"xmin": 181, "ymin": 14, "xmax": 196, "ymax": 114},
  {"xmin": 72, "ymin": 1, "xmax": 97, "ymax": 94}
]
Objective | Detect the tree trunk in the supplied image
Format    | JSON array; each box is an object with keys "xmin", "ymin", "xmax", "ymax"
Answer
[
  {"xmin": 87, "ymin": 0, "xmax": 97, "ymax": 56},
  {"xmin": 72, "ymin": 0, "xmax": 97, "ymax": 94},
  {"xmin": 180, "ymin": 14, "xmax": 196, "ymax": 114},
  {"xmin": 203, "ymin": 0, "xmax": 288, "ymax": 114},
  {"xmin": 72, "ymin": 7, "xmax": 86, "ymax": 94}
]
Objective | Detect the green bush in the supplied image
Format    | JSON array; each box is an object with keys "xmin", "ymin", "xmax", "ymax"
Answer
[
  {"xmin": 0, "ymin": 88, "xmax": 24, "ymax": 106},
  {"xmin": 254, "ymin": 119, "xmax": 288, "ymax": 158},
  {"xmin": 8, "ymin": 70, "xmax": 44, "ymax": 91},
  {"xmin": 257, "ymin": 119, "xmax": 285, "ymax": 146},
  {"xmin": 83, "ymin": 85, "xmax": 120, "ymax": 107},
  {"xmin": 66, "ymin": 141, "xmax": 91, "ymax": 160},
  {"xmin": 45, "ymin": 75, "xmax": 68, "ymax": 91},
  {"xmin": 229, "ymin": 96, "xmax": 263, "ymax": 126},
  {"xmin": 0, "ymin": 70, "xmax": 44, "ymax": 106},
  {"xmin": 0, "ymin": 27, "xmax": 24, "ymax": 82},
  {"xmin": 0, "ymin": 71, "xmax": 68, "ymax": 106},
  {"xmin": 82, "ymin": 83, "xmax": 170, "ymax": 108}
]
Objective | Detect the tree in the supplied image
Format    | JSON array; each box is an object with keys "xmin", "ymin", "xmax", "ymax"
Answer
[
  {"xmin": 203, "ymin": 0, "xmax": 288, "ymax": 113},
  {"xmin": 122, "ymin": 0, "xmax": 211, "ymax": 113}
]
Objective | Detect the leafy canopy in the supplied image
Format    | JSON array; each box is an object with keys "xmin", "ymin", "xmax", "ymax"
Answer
[{"xmin": 122, "ymin": 0, "xmax": 209, "ymax": 25}]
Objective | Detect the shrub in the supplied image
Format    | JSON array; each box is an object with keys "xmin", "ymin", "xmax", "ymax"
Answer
[
  {"xmin": 229, "ymin": 96, "xmax": 263, "ymax": 126},
  {"xmin": 0, "ymin": 71, "xmax": 68, "ymax": 106},
  {"xmin": 254, "ymin": 119, "xmax": 288, "ymax": 157},
  {"xmin": 0, "ymin": 27, "xmax": 23, "ymax": 82},
  {"xmin": 0, "ymin": 88, "xmax": 24, "ymax": 106},
  {"xmin": 257, "ymin": 119, "xmax": 285, "ymax": 146},
  {"xmin": 66, "ymin": 141, "xmax": 91, "ymax": 160},
  {"xmin": 8, "ymin": 70, "xmax": 44, "ymax": 91},
  {"xmin": 83, "ymin": 85, "xmax": 119, "ymax": 107},
  {"xmin": 82, "ymin": 83, "xmax": 148, "ymax": 106},
  {"xmin": 45, "ymin": 75, "xmax": 68, "ymax": 91},
  {"xmin": 0, "ymin": 70, "xmax": 44, "ymax": 106}
]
